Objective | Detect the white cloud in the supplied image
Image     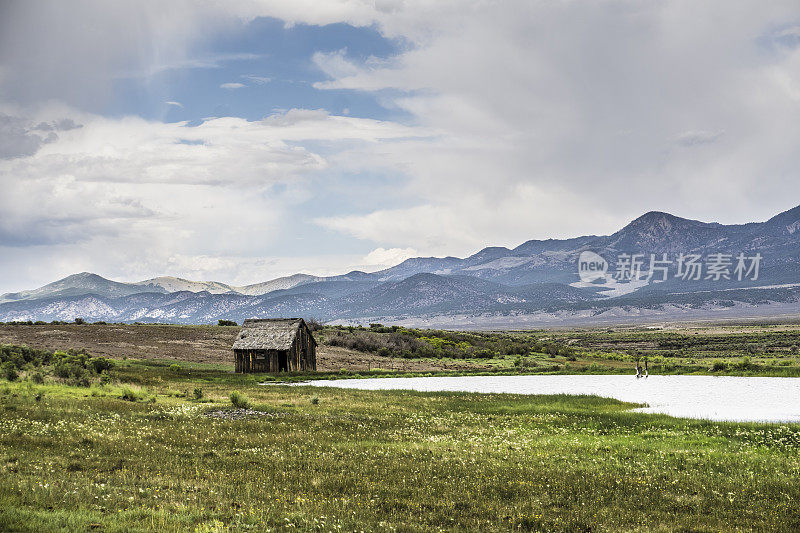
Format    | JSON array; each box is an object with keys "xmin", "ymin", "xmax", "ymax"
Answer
[
  {"xmin": 0, "ymin": 106, "xmax": 431, "ymax": 291},
  {"xmin": 361, "ymin": 247, "xmax": 419, "ymax": 268},
  {"xmin": 312, "ymin": 49, "xmax": 365, "ymax": 80},
  {"xmin": 241, "ymin": 74, "xmax": 271, "ymax": 84},
  {"xmin": 3, "ymin": 1, "xmax": 800, "ymax": 291},
  {"xmin": 0, "ymin": 2, "xmax": 251, "ymax": 107},
  {"xmin": 165, "ymin": 101, "xmax": 184, "ymax": 108},
  {"xmin": 304, "ymin": 0, "xmax": 800, "ymax": 242},
  {"xmin": 220, "ymin": 82, "xmax": 245, "ymax": 89}
]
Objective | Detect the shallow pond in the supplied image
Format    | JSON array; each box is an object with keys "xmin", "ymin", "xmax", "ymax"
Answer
[{"xmin": 300, "ymin": 375, "xmax": 800, "ymax": 423}]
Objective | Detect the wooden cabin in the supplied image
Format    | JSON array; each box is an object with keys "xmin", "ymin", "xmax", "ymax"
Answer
[{"xmin": 232, "ymin": 318, "xmax": 317, "ymax": 373}]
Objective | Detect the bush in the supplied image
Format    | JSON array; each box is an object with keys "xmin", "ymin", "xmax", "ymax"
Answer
[
  {"xmin": 29, "ymin": 371, "xmax": 45, "ymax": 384},
  {"xmin": 54, "ymin": 363, "xmax": 84, "ymax": 380},
  {"xmin": 89, "ymin": 357, "xmax": 115, "ymax": 373},
  {"xmin": 712, "ymin": 359, "xmax": 726, "ymax": 371},
  {"xmin": 306, "ymin": 318, "xmax": 324, "ymax": 331},
  {"xmin": 513, "ymin": 356, "xmax": 538, "ymax": 369},
  {"xmin": 229, "ymin": 391, "xmax": 250, "ymax": 409},
  {"xmin": 119, "ymin": 386, "xmax": 141, "ymax": 401},
  {"xmin": 74, "ymin": 318, "xmax": 86, "ymax": 325},
  {"xmin": 169, "ymin": 364, "xmax": 181, "ymax": 373},
  {"xmin": 310, "ymin": 396, "xmax": 320, "ymax": 405},
  {"xmin": 323, "ymin": 326, "xmax": 537, "ymax": 360},
  {"xmin": 218, "ymin": 319, "xmax": 238, "ymax": 327},
  {"xmin": 193, "ymin": 388, "xmax": 203, "ymax": 400},
  {"xmin": 1, "ymin": 362, "xmax": 18, "ymax": 381}
]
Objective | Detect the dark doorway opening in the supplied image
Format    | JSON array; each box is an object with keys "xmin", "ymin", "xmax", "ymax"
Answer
[{"xmin": 278, "ymin": 350, "xmax": 288, "ymax": 372}]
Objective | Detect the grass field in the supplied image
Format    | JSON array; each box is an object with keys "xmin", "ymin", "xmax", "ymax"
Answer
[
  {"xmin": 0, "ymin": 324, "xmax": 488, "ymax": 373},
  {"xmin": 1, "ymin": 359, "xmax": 800, "ymax": 532},
  {"xmin": 2, "ymin": 323, "xmax": 800, "ymax": 531},
  {"xmin": 2, "ymin": 322, "xmax": 800, "ymax": 376}
]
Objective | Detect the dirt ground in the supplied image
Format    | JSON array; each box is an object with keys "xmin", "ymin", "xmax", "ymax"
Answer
[{"xmin": 0, "ymin": 324, "xmax": 485, "ymax": 372}]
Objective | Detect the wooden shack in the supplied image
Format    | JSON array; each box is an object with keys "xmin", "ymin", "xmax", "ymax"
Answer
[{"xmin": 232, "ymin": 318, "xmax": 317, "ymax": 373}]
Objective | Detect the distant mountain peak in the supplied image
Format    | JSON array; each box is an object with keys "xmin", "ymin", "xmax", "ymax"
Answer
[
  {"xmin": 622, "ymin": 210, "xmax": 713, "ymax": 231},
  {"xmin": 69, "ymin": 272, "xmax": 104, "ymax": 279},
  {"xmin": 608, "ymin": 210, "xmax": 724, "ymax": 252},
  {"xmin": 135, "ymin": 276, "xmax": 234, "ymax": 294}
]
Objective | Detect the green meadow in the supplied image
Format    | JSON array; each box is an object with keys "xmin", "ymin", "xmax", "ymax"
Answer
[{"xmin": 1, "ymin": 358, "xmax": 799, "ymax": 532}]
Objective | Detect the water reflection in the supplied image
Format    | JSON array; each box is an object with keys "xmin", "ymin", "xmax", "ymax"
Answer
[{"xmin": 302, "ymin": 375, "xmax": 800, "ymax": 423}]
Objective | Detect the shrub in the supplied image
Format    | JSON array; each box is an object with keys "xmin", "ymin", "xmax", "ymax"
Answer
[
  {"xmin": 193, "ymin": 388, "xmax": 203, "ymax": 400},
  {"xmin": 473, "ymin": 349, "xmax": 494, "ymax": 359},
  {"xmin": 1, "ymin": 362, "xmax": 18, "ymax": 382},
  {"xmin": 54, "ymin": 363, "xmax": 84, "ymax": 380},
  {"xmin": 306, "ymin": 318, "xmax": 324, "ymax": 331},
  {"xmin": 310, "ymin": 396, "xmax": 320, "ymax": 405},
  {"xmin": 29, "ymin": 371, "xmax": 45, "ymax": 384},
  {"xmin": 89, "ymin": 357, "xmax": 115, "ymax": 373},
  {"xmin": 169, "ymin": 364, "xmax": 181, "ymax": 373},
  {"xmin": 229, "ymin": 391, "xmax": 250, "ymax": 409},
  {"xmin": 712, "ymin": 359, "xmax": 726, "ymax": 371},
  {"xmin": 119, "ymin": 386, "xmax": 141, "ymax": 402},
  {"xmin": 74, "ymin": 318, "xmax": 86, "ymax": 325},
  {"xmin": 218, "ymin": 319, "xmax": 238, "ymax": 327}
]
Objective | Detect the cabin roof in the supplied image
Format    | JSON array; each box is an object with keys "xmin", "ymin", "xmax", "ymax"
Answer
[{"xmin": 232, "ymin": 318, "xmax": 313, "ymax": 351}]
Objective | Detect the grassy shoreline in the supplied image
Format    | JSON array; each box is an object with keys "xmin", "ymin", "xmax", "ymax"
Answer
[
  {"xmin": 1, "ymin": 359, "xmax": 800, "ymax": 531},
  {"xmin": 104, "ymin": 357, "xmax": 800, "ymax": 384},
  {"xmin": 265, "ymin": 365, "xmax": 800, "ymax": 381}
]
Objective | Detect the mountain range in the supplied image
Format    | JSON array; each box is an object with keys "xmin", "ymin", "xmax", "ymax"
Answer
[{"xmin": 2, "ymin": 205, "xmax": 799, "ymax": 327}]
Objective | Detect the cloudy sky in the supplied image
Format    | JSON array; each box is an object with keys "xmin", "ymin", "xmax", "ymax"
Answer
[{"xmin": 1, "ymin": 1, "xmax": 799, "ymax": 293}]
